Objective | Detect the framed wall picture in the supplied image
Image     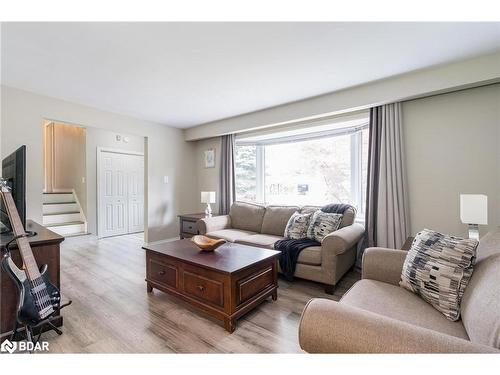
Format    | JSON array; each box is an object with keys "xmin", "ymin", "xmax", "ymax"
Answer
[{"xmin": 204, "ymin": 148, "xmax": 215, "ymax": 168}]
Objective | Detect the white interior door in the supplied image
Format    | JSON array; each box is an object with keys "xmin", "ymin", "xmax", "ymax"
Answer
[
  {"xmin": 98, "ymin": 150, "xmax": 144, "ymax": 238},
  {"xmin": 127, "ymin": 154, "xmax": 144, "ymax": 233},
  {"xmin": 99, "ymin": 151, "xmax": 128, "ymax": 238}
]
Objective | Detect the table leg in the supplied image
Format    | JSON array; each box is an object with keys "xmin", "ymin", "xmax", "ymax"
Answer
[
  {"xmin": 224, "ymin": 317, "xmax": 236, "ymax": 333},
  {"xmin": 272, "ymin": 289, "xmax": 278, "ymax": 301},
  {"xmin": 147, "ymin": 282, "xmax": 153, "ymax": 293}
]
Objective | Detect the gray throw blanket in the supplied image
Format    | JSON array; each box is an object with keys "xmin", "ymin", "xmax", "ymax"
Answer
[
  {"xmin": 274, "ymin": 203, "xmax": 351, "ymax": 281},
  {"xmin": 274, "ymin": 238, "xmax": 320, "ymax": 281},
  {"xmin": 321, "ymin": 203, "xmax": 351, "ymax": 215}
]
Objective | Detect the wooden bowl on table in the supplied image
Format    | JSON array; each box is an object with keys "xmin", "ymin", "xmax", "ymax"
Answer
[{"xmin": 191, "ymin": 235, "xmax": 226, "ymax": 252}]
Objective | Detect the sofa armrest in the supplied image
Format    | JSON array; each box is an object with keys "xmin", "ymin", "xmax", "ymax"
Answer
[
  {"xmin": 299, "ymin": 298, "xmax": 497, "ymax": 353},
  {"xmin": 196, "ymin": 215, "xmax": 231, "ymax": 234},
  {"xmin": 362, "ymin": 247, "xmax": 408, "ymax": 286},
  {"xmin": 321, "ymin": 223, "xmax": 364, "ymax": 255}
]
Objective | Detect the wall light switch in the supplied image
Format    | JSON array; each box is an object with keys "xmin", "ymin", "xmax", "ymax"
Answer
[
  {"xmin": 82, "ymin": 177, "xmax": 86, "ymax": 184},
  {"xmin": 163, "ymin": 176, "xmax": 169, "ymax": 184}
]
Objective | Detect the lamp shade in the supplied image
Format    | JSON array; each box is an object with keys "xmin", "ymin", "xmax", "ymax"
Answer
[
  {"xmin": 201, "ymin": 191, "xmax": 216, "ymax": 204},
  {"xmin": 460, "ymin": 194, "xmax": 488, "ymax": 225}
]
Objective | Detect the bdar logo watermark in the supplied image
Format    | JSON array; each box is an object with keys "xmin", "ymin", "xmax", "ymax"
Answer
[
  {"xmin": 1, "ymin": 339, "xmax": 49, "ymax": 353},
  {"xmin": 1, "ymin": 339, "xmax": 16, "ymax": 353}
]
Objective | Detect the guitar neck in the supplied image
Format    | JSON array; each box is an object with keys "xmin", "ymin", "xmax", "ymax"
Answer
[{"xmin": 0, "ymin": 189, "xmax": 41, "ymax": 280}]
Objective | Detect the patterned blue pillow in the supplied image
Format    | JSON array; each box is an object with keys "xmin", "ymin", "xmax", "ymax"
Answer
[
  {"xmin": 400, "ymin": 228, "xmax": 478, "ymax": 321},
  {"xmin": 306, "ymin": 210, "xmax": 343, "ymax": 242},
  {"xmin": 284, "ymin": 211, "xmax": 312, "ymax": 239}
]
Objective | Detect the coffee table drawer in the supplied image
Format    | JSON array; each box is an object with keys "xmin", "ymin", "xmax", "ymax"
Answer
[
  {"xmin": 237, "ymin": 266, "xmax": 274, "ymax": 305},
  {"xmin": 183, "ymin": 271, "xmax": 224, "ymax": 307},
  {"xmin": 149, "ymin": 259, "xmax": 178, "ymax": 288}
]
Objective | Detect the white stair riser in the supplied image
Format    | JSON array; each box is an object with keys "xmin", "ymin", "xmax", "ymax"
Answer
[
  {"xmin": 42, "ymin": 193, "xmax": 75, "ymax": 204},
  {"xmin": 43, "ymin": 191, "xmax": 87, "ymax": 237},
  {"xmin": 43, "ymin": 212, "xmax": 82, "ymax": 225},
  {"xmin": 43, "ymin": 202, "xmax": 79, "ymax": 215},
  {"xmin": 47, "ymin": 223, "xmax": 85, "ymax": 236}
]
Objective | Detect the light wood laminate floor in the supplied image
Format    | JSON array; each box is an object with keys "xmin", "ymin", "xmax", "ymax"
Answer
[{"xmin": 42, "ymin": 233, "xmax": 360, "ymax": 353}]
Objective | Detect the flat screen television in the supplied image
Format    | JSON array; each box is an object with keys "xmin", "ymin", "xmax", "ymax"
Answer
[{"xmin": 0, "ymin": 145, "xmax": 27, "ymax": 234}]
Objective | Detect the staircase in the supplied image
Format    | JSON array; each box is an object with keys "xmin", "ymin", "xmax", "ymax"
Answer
[{"xmin": 42, "ymin": 191, "xmax": 87, "ymax": 237}]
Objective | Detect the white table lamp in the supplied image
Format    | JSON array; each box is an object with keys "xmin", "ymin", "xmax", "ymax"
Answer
[
  {"xmin": 460, "ymin": 194, "xmax": 488, "ymax": 240},
  {"xmin": 201, "ymin": 191, "xmax": 216, "ymax": 217}
]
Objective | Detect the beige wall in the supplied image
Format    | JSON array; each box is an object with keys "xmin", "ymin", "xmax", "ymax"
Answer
[
  {"xmin": 1, "ymin": 86, "xmax": 198, "ymax": 243},
  {"xmin": 85, "ymin": 126, "xmax": 145, "ymax": 235},
  {"xmin": 195, "ymin": 137, "xmax": 221, "ymax": 214},
  {"xmin": 403, "ymin": 84, "xmax": 500, "ymax": 237}
]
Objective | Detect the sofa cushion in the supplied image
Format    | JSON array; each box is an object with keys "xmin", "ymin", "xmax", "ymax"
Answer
[
  {"xmin": 297, "ymin": 246, "xmax": 322, "ymax": 266},
  {"xmin": 300, "ymin": 205, "xmax": 321, "ymax": 214},
  {"xmin": 206, "ymin": 229, "xmax": 257, "ymax": 243},
  {"xmin": 341, "ymin": 279, "xmax": 469, "ymax": 340},
  {"xmin": 235, "ymin": 234, "xmax": 284, "ymax": 249},
  {"xmin": 229, "ymin": 201, "xmax": 266, "ymax": 232},
  {"xmin": 400, "ymin": 229, "xmax": 478, "ymax": 321},
  {"xmin": 461, "ymin": 229, "xmax": 500, "ymax": 348},
  {"xmin": 261, "ymin": 205, "xmax": 300, "ymax": 236}
]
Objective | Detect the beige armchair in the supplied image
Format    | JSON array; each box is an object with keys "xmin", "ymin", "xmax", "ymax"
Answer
[
  {"xmin": 299, "ymin": 232, "xmax": 500, "ymax": 353},
  {"xmin": 197, "ymin": 201, "xmax": 365, "ymax": 293}
]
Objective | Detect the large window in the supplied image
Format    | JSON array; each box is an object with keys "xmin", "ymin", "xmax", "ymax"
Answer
[{"xmin": 235, "ymin": 121, "xmax": 369, "ymax": 217}]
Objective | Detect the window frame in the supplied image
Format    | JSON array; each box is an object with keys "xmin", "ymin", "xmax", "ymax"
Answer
[{"xmin": 235, "ymin": 122, "xmax": 369, "ymax": 218}]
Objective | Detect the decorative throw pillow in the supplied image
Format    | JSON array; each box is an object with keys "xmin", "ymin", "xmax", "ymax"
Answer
[
  {"xmin": 400, "ymin": 228, "xmax": 478, "ymax": 321},
  {"xmin": 284, "ymin": 211, "xmax": 312, "ymax": 239},
  {"xmin": 306, "ymin": 210, "xmax": 343, "ymax": 242}
]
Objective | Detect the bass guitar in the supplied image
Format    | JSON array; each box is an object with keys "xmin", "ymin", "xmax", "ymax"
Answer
[{"xmin": 0, "ymin": 178, "xmax": 62, "ymax": 327}]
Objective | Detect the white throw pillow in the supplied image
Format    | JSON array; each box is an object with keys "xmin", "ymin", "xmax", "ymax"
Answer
[
  {"xmin": 306, "ymin": 210, "xmax": 343, "ymax": 242},
  {"xmin": 284, "ymin": 211, "xmax": 312, "ymax": 239},
  {"xmin": 400, "ymin": 228, "xmax": 478, "ymax": 321}
]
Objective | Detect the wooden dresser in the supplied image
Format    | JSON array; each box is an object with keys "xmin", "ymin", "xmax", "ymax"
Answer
[{"xmin": 0, "ymin": 220, "xmax": 64, "ymax": 338}]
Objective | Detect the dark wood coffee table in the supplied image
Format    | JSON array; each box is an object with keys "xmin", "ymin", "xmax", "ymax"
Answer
[{"xmin": 143, "ymin": 239, "xmax": 280, "ymax": 333}]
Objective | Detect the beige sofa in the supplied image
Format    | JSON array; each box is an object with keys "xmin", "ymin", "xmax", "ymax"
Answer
[
  {"xmin": 298, "ymin": 227, "xmax": 500, "ymax": 353},
  {"xmin": 197, "ymin": 201, "xmax": 365, "ymax": 293}
]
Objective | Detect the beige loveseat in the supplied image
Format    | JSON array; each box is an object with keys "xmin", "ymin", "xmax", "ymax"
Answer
[
  {"xmin": 197, "ymin": 201, "xmax": 365, "ymax": 293},
  {"xmin": 299, "ymin": 228, "xmax": 500, "ymax": 353}
]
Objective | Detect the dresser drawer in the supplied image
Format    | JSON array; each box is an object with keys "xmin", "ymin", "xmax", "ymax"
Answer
[
  {"xmin": 148, "ymin": 259, "xmax": 178, "ymax": 288},
  {"xmin": 183, "ymin": 271, "xmax": 224, "ymax": 307},
  {"xmin": 182, "ymin": 220, "xmax": 198, "ymax": 235}
]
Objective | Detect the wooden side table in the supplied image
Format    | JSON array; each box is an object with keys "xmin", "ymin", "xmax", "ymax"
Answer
[{"xmin": 178, "ymin": 213, "xmax": 208, "ymax": 239}]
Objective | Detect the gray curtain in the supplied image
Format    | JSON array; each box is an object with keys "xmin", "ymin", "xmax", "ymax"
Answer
[
  {"xmin": 358, "ymin": 103, "xmax": 410, "ymax": 264},
  {"xmin": 219, "ymin": 134, "xmax": 236, "ymax": 215}
]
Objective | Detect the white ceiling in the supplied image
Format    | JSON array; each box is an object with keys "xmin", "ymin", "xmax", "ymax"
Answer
[{"xmin": 2, "ymin": 22, "xmax": 500, "ymax": 128}]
